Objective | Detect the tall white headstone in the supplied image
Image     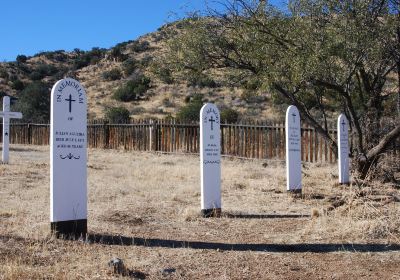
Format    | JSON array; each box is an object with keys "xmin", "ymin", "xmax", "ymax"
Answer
[
  {"xmin": 200, "ymin": 103, "xmax": 221, "ymax": 217},
  {"xmin": 338, "ymin": 114, "xmax": 350, "ymax": 184},
  {"xmin": 286, "ymin": 105, "xmax": 302, "ymax": 192},
  {"xmin": 50, "ymin": 78, "xmax": 87, "ymax": 238},
  {"xmin": 0, "ymin": 96, "xmax": 22, "ymax": 164}
]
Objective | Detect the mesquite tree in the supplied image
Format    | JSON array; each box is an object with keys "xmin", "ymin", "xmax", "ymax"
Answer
[{"xmin": 165, "ymin": 0, "xmax": 400, "ymax": 179}]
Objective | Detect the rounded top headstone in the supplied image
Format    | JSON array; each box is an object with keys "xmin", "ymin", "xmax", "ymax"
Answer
[
  {"xmin": 338, "ymin": 114, "xmax": 348, "ymax": 132},
  {"xmin": 286, "ymin": 105, "xmax": 300, "ymax": 125}
]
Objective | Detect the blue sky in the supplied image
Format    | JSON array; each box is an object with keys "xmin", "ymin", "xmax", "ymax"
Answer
[{"xmin": 0, "ymin": 0, "xmax": 285, "ymax": 62}]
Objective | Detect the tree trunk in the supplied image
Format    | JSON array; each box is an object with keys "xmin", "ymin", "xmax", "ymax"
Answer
[{"xmin": 355, "ymin": 123, "xmax": 400, "ymax": 179}]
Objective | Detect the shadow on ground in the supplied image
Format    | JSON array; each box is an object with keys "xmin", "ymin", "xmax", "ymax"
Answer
[
  {"xmin": 1, "ymin": 234, "xmax": 399, "ymax": 253},
  {"xmin": 223, "ymin": 213, "xmax": 310, "ymax": 219},
  {"xmin": 86, "ymin": 233, "xmax": 400, "ymax": 253}
]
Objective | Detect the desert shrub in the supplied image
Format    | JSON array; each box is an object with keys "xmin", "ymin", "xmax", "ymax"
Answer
[
  {"xmin": 73, "ymin": 47, "xmax": 106, "ymax": 69},
  {"xmin": 122, "ymin": 58, "xmax": 137, "ymax": 77},
  {"xmin": 29, "ymin": 71, "xmax": 45, "ymax": 81},
  {"xmin": 14, "ymin": 81, "xmax": 50, "ymax": 122},
  {"xmin": 220, "ymin": 108, "xmax": 239, "ymax": 123},
  {"xmin": 130, "ymin": 40, "xmax": 150, "ymax": 52},
  {"xmin": 139, "ymin": 55, "xmax": 153, "ymax": 67},
  {"xmin": 102, "ymin": 68, "xmax": 122, "ymax": 81},
  {"xmin": 105, "ymin": 106, "xmax": 130, "ymax": 123},
  {"xmin": 109, "ymin": 46, "xmax": 128, "ymax": 62},
  {"xmin": 154, "ymin": 67, "xmax": 174, "ymax": 84},
  {"xmin": 113, "ymin": 75, "xmax": 151, "ymax": 102},
  {"xmin": 0, "ymin": 69, "xmax": 9, "ymax": 80},
  {"xmin": 29, "ymin": 64, "xmax": 58, "ymax": 80},
  {"xmin": 11, "ymin": 79, "xmax": 24, "ymax": 90},
  {"xmin": 16, "ymin": 55, "xmax": 27, "ymax": 64},
  {"xmin": 187, "ymin": 72, "xmax": 217, "ymax": 88},
  {"xmin": 177, "ymin": 94, "xmax": 204, "ymax": 121}
]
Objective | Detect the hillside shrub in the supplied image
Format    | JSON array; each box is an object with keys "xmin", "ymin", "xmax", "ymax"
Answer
[
  {"xmin": 122, "ymin": 58, "xmax": 137, "ymax": 77},
  {"xmin": 109, "ymin": 46, "xmax": 128, "ymax": 62},
  {"xmin": 102, "ymin": 68, "xmax": 122, "ymax": 81},
  {"xmin": 105, "ymin": 106, "xmax": 130, "ymax": 123},
  {"xmin": 154, "ymin": 67, "xmax": 174, "ymax": 84},
  {"xmin": 29, "ymin": 64, "xmax": 59, "ymax": 81},
  {"xmin": 0, "ymin": 69, "xmax": 9, "ymax": 80},
  {"xmin": 11, "ymin": 79, "xmax": 24, "ymax": 90},
  {"xmin": 130, "ymin": 40, "xmax": 150, "ymax": 53},
  {"xmin": 177, "ymin": 94, "xmax": 204, "ymax": 121},
  {"xmin": 220, "ymin": 108, "xmax": 239, "ymax": 123},
  {"xmin": 187, "ymin": 72, "xmax": 217, "ymax": 88},
  {"xmin": 16, "ymin": 55, "xmax": 27, "ymax": 64},
  {"xmin": 113, "ymin": 75, "xmax": 151, "ymax": 102}
]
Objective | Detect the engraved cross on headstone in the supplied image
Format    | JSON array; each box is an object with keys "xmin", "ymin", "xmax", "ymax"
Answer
[
  {"xmin": 341, "ymin": 119, "xmax": 346, "ymax": 132},
  {"xmin": 0, "ymin": 96, "xmax": 22, "ymax": 163},
  {"xmin": 209, "ymin": 116, "xmax": 216, "ymax": 131},
  {"xmin": 65, "ymin": 94, "xmax": 76, "ymax": 113},
  {"xmin": 292, "ymin": 113, "xmax": 297, "ymax": 123}
]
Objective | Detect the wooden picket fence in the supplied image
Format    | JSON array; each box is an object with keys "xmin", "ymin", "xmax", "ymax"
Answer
[{"xmin": 2, "ymin": 119, "xmax": 399, "ymax": 163}]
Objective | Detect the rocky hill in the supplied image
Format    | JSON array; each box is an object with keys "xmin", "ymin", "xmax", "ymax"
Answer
[{"xmin": 0, "ymin": 22, "xmax": 280, "ymax": 122}]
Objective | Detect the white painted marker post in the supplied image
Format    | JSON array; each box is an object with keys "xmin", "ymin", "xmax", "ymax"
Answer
[
  {"xmin": 286, "ymin": 105, "xmax": 302, "ymax": 193},
  {"xmin": 0, "ymin": 96, "xmax": 22, "ymax": 164},
  {"xmin": 200, "ymin": 103, "xmax": 221, "ymax": 217},
  {"xmin": 50, "ymin": 78, "xmax": 87, "ymax": 238},
  {"xmin": 338, "ymin": 114, "xmax": 350, "ymax": 184}
]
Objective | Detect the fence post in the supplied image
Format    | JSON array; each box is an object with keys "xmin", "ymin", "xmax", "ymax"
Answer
[
  {"xmin": 149, "ymin": 119, "xmax": 154, "ymax": 151},
  {"xmin": 28, "ymin": 123, "xmax": 32, "ymax": 145},
  {"xmin": 151, "ymin": 120, "xmax": 159, "ymax": 151},
  {"xmin": 103, "ymin": 120, "xmax": 109, "ymax": 149}
]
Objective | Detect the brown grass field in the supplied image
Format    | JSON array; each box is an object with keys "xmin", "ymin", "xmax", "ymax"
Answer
[{"xmin": 1, "ymin": 144, "xmax": 400, "ymax": 279}]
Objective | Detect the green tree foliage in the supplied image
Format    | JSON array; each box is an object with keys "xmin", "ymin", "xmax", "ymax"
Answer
[
  {"xmin": 14, "ymin": 81, "xmax": 50, "ymax": 122},
  {"xmin": 166, "ymin": 0, "xmax": 400, "ymax": 178},
  {"xmin": 113, "ymin": 75, "xmax": 151, "ymax": 102},
  {"xmin": 105, "ymin": 106, "xmax": 131, "ymax": 123},
  {"xmin": 177, "ymin": 94, "xmax": 204, "ymax": 121}
]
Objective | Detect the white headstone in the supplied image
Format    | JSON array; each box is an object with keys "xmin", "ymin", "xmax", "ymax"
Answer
[
  {"xmin": 50, "ymin": 78, "xmax": 87, "ymax": 237},
  {"xmin": 286, "ymin": 105, "xmax": 302, "ymax": 192},
  {"xmin": 0, "ymin": 96, "xmax": 22, "ymax": 164},
  {"xmin": 200, "ymin": 103, "xmax": 221, "ymax": 217},
  {"xmin": 338, "ymin": 114, "xmax": 350, "ymax": 184}
]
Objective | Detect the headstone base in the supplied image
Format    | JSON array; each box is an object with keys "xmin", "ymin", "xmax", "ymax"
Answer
[
  {"xmin": 201, "ymin": 208, "xmax": 221, "ymax": 218},
  {"xmin": 51, "ymin": 219, "xmax": 87, "ymax": 239},
  {"xmin": 287, "ymin": 189, "xmax": 302, "ymax": 194}
]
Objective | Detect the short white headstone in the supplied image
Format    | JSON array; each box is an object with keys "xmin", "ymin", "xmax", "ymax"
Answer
[
  {"xmin": 200, "ymin": 103, "xmax": 221, "ymax": 217},
  {"xmin": 0, "ymin": 96, "xmax": 22, "ymax": 164},
  {"xmin": 338, "ymin": 114, "xmax": 350, "ymax": 184},
  {"xmin": 286, "ymin": 105, "xmax": 302, "ymax": 192},
  {"xmin": 50, "ymin": 78, "xmax": 87, "ymax": 238}
]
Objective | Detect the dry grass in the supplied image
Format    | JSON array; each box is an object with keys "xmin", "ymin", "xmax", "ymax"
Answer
[{"xmin": 1, "ymin": 145, "xmax": 400, "ymax": 279}]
